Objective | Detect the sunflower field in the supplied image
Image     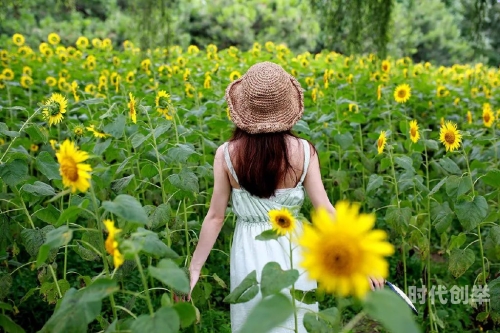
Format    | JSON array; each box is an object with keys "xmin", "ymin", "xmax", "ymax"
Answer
[{"xmin": 1, "ymin": 32, "xmax": 500, "ymax": 333}]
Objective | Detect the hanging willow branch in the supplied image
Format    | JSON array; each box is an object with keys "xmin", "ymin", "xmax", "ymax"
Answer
[{"xmin": 309, "ymin": 0, "xmax": 394, "ymax": 57}]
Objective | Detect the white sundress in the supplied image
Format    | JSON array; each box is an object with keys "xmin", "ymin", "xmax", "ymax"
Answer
[{"xmin": 223, "ymin": 139, "xmax": 319, "ymax": 333}]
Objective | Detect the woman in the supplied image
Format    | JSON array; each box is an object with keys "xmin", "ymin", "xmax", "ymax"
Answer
[{"xmin": 186, "ymin": 61, "xmax": 384, "ymax": 332}]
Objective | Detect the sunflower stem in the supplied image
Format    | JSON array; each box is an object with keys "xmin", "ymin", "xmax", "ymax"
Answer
[
  {"xmin": 13, "ymin": 187, "xmax": 35, "ymax": 229},
  {"xmin": 423, "ymin": 143, "xmax": 435, "ymax": 331},
  {"xmin": 340, "ymin": 311, "xmax": 365, "ymax": 333},
  {"xmin": 48, "ymin": 263, "xmax": 63, "ymax": 298},
  {"xmin": 135, "ymin": 254, "xmax": 155, "ymax": 316}
]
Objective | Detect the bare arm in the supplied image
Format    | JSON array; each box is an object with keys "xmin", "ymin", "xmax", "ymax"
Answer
[
  {"xmin": 189, "ymin": 145, "xmax": 231, "ymax": 275},
  {"xmin": 303, "ymin": 148, "xmax": 336, "ymax": 217}
]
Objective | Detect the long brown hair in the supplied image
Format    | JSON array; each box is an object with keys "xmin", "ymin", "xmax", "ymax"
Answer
[{"xmin": 228, "ymin": 127, "xmax": 316, "ymax": 198}]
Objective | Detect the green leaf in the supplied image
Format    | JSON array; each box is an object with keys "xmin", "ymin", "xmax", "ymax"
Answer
[
  {"xmin": 423, "ymin": 139, "xmax": 438, "ymax": 150},
  {"xmin": 56, "ymin": 206, "xmax": 84, "ymax": 227},
  {"xmin": 448, "ymin": 248, "xmax": 475, "ymax": 278},
  {"xmin": 131, "ymin": 133, "xmax": 151, "ymax": 149},
  {"xmin": 239, "ymin": 293, "xmax": 294, "ymax": 333},
  {"xmin": 439, "ymin": 157, "xmax": 461, "ymax": 175},
  {"xmin": 333, "ymin": 132, "xmax": 353, "ymax": 150},
  {"xmin": 25, "ymin": 124, "xmax": 48, "ymax": 143},
  {"xmin": 173, "ymin": 302, "xmax": 197, "ymax": 328},
  {"xmin": 445, "ymin": 175, "xmax": 472, "ymax": 198},
  {"xmin": 448, "ymin": 233, "xmax": 467, "ymax": 253},
  {"xmin": 489, "ymin": 277, "xmax": 500, "ymax": 313},
  {"xmin": 0, "ymin": 159, "xmax": 28, "ymax": 187},
  {"xmin": 102, "ymin": 194, "xmax": 148, "ymax": 224},
  {"xmin": 385, "ymin": 207, "xmax": 412, "ymax": 235},
  {"xmin": 290, "ymin": 289, "xmax": 319, "ymax": 305},
  {"xmin": 0, "ymin": 274, "xmax": 12, "ymax": 300},
  {"xmin": 394, "ymin": 156, "xmax": 415, "ymax": 173},
  {"xmin": 39, "ymin": 288, "xmax": 102, "ymax": 333},
  {"xmin": 111, "ymin": 174, "xmax": 135, "ymax": 192},
  {"xmin": 21, "ymin": 225, "xmax": 56, "ymax": 258},
  {"xmin": 364, "ymin": 289, "xmax": 420, "ymax": 333},
  {"xmin": 166, "ymin": 144, "xmax": 198, "ymax": 164},
  {"xmin": 431, "ymin": 202, "xmax": 453, "ymax": 234},
  {"xmin": 168, "ymin": 169, "xmax": 199, "ymax": 193},
  {"xmin": 455, "ymin": 196, "xmax": 488, "ymax": 231},
  {"xmin": 428, "ymin": 177, "xmax": 447, "ymax": 196},
  {"xmin": 147, "ymin": 203, "xmax": 171, "ymax": 229},
  {"xmin": 103, "ymin": 114, "xmax": 126, "ymax": 138},
  {"xmin": 153, "ymin": 123, "xmax": 171, "ymax": 139},
  {"xmin": 148, "ymin": 259, "xmax": 189, "ymax": 294},
  {"xmin": 131, "ymin": 307, "xmax": 180, "ymax": 333},
  {"xmin": 36, "ymin": 152, "xmax": 61, "ymax": 180},
  {"xmin": 484, "ymin": 226, "xmax": 500, "ymax": 263},
  {"xmin": 0, "ymin": 314, "xmax": 26, "ymax": 333},
  {"xmin": 255, "ymin": 229, "xmax": 280, "ymax": 241},
  {"xmin": 223, "ymin": 270, "xmax": 259, "ymax": 304},
  {"xmin": 131, "ymin": 228, "xmax": 179, "ymax": 259},
  {"xmin": 79, "ymin": 278, "xmax": 118, "ymax": 303},
  {"xmin": 366, "ymin": 174, "xmax": 383, "ymax": 195},
  {"xmin": 36, "ymin": 226, "xmax": 73, "ymax": 267},
  {"xmin": 33, "ymin": 205, "xmax": 60, "ymax": 225},
  {"xmin": 93, "ymin": 138, "xmax": 111, "ymax": 155},
  {"xmin": 22, "ymin": 181, "xmax": 56, "ymax": 196},
  {"xmin": 303, "ymin": 308, "xmax": 339, "ymax": 332},
  {"xmin": 260, "ymin": 262, "xmax": 298, "ymax": 297},
  {"xmin": 0, "ymin": 123, "xmax": 19, "ymax": 137},
  {"xmin": 481, "ymin": 170, "xmax": 500, "ymax": 188}
]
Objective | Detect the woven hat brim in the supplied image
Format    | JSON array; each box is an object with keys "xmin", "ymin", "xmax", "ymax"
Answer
[{"xmin": 225, "ymin": 73, "xmax": 304, "ymax": 134}]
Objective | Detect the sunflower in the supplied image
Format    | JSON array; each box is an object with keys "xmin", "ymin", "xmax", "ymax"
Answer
[
  {"xmin": 103, "ymin": 220, "xmax": 124, "ymax": 269},
  {"xmin": 394, "ymin": 84, "xmax": 411, "ymax": 103},
  {"xmin": 0, "ymin": 50, "xmax": 8, "ymax": 62},
  {"xmin": 42, "ymin": 93, "xmax": 68, "ymax": 126},
  {"xmin": 454, "ymin": 97, "xmax": 460, "ymax": 106},
  {"xmin": 437, "ymin": 86, "xmax": 449, "ymax": 97},
  {"xmin": 439, "ymin": 121, "xmax": 462, "ymax": 152},
  {"xmin": 467, "ymin": 111, "xmax": 472, "ymax": 125},
  {"xmin": 349, "ymin": 104, "xmax": 359, "ymax": 112},
  {"xmin": 12, "ymin": 33, "xmax": 25, "ymax": 46},
  {"xmin": 59, "ymin": 53, "xmax": 68, "ymax": 63},
  {"xmin": 483, "ymin": 104, "xmax": 495, "ymax": 128},
  {"xmin": 377, "ymin": 131, "xmax": 387, "ymax": 154},
  {"xmin": 18, "ymin": 46, "xmax": 32, "ymax": 56},
  {"xmin": 71, "ymin": 81, "xmax": 79, "ymax": 102},
  {"xmin": 156, "ymin": 90, "xmax": 173, "ymax": 120},
  {"xmin": 20, "ymin": 76, "xmax": 33, "ymax": 89},
  {"xmin": 268, "ymin": 207, "xmax": 296, "ymax": 236},
  {"xmin": 298, "ymin": 202, "xmax": 394, "ymax": 298},
  {"xmin": 86, "ymin": 124, "xmax": 110, "ymax": 139},
  {"xmin": 0, "ymin": 75, "xmax": 5, "ymax": 89},
  {"xmin": 47, "ymin": 33, "xmax": 60, "ymax": 45},
  {"xmin": 73, "ymin": 124, "xmax": 85, "ymax": 137},
  {"xmin": 377, "ymin": 84, "xmax": 383, "ymax": 101},
  {"xmin": 409, "ymin": 120, "xmax": 420, "ymax": 143},
  {"xmin": 55, "ymin": 139, "xmax": 92, "ymax": 193},
  {"xmin": 183, "ymin": 68, "xmax": 191, "ymax": 81},
  {"xmin": 305, "ymin": 77, "xmax": 315, "ymax": 87},
  {"xmin": 92, "ymin": 38, "xmax": 102, "ymax": 49},
  {"xmin": 381, "ymin": 60, "xmax": 390, "ymax": 73},
  {"xmin": 23, "ymin": 66, "xmax": 32, "ymax": 77},
  {"xmin": 84, "ymin": 84, "xmax": 96, "ymax": 95},
  {"xmin": 126, "ymin": 71, "xmax": 135, "ymax": 84},
  {"xmin": 471, "ymin": 87, "xmax": 479, "ymax": 98},
  {"xmin": 229, "ymin": 71, "xmax": 241, "ymax": 82},
  {"xmin": 128, "ymin": 92, "xmax": 137, "ymax": 124},
  {"xmin": 49, "ymin": 140, "xmax": 58, "ymax": 150},
  {"xmin": 76, "ymin": 36, "xmax": 89, "ymax": 49},
  {"xmin": 204, "ymin": 74, "xmax": 212, "ymax": 89},
  {"xmin": 188, "ymin": 45, "xmax": 200, "ymax": 54},
  {"xmin": 2, "ymin": 68, "xmax": 14, "ymax": 81},
  {"xmin": 30, "ymin": 144, "xmax": 39, "ymax": 152},
  {"xmin": 185, "ymin": 83, "xmax": 195, "ymax": 98}
]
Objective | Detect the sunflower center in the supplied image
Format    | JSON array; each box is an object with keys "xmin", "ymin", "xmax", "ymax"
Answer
[
  {"xmin": 398, "ymin": 90, "xmax": 406, "ymax": 98},
  {"xmin": 444, "ymin": 131, "xmax": 455, "ymax": 144},
  {"xmin": 484, "ymin": 114, "xmax": 491, "ymax": 123},
  {"xmin": 277, "ymin": 217, "xmax": 290, "ymax": 228},
  {"xmin": 322, "ymin": 241, "xmax": 360, "ymax": 275},
  {"xmin": 61, "ymin": 157, "xmax": 79, "ymax": 182},
  {"xmin": 47, "ymin": 102, "xmax": 61, "ymax": 116},
  {"xmin": 410, "ymin": 127, "xmax": 417, "ymax": 137},
  {"xmin": 377, "ymin": 138, "xmax": 384, "ymax": 148}
]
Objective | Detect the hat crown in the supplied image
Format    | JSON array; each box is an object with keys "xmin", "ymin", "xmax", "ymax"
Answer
[{"xmin": 241, "ymin": 62, "xmax": 293, "ymax": 114}]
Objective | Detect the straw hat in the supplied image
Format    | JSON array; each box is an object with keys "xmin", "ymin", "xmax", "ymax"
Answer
[{"xmin": 225, "ymin": 61, "xmax": 304, "ymax": 134}]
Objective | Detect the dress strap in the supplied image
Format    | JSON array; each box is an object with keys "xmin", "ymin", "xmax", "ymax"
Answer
[
  {"xmin": 223, "ymin": 142, "xmax": 239, "ymax": 184},
  {"xmin": 298, "ymin": 139, "xmax": 310, "ymax": 185}
]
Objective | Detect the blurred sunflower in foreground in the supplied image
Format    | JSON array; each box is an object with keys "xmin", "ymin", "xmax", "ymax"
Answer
[{"xmin": 299, "ymin": 202, "xmax": 394, "ymax": 298}]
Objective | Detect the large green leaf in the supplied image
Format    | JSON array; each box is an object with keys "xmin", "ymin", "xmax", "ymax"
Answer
[
  {"xmin": 255, "ymin": 229, "xmax": 280, "ymax": 241},
  {"xmin": 385, "ymin": 207, "xmax": 411, "ymax": 235},
  {"xmin": 445, "ymin": 175, "xmax": 472, "ymax": 198},
  {"xmin": 166, "ymin": 144, "xmax": 198, "ymax": 164},
  {"xmin": 36, "ymin": 226, "xmax": 73, "ymax": 267},
  {"xmin": 481, "ymin": 170, "xmax": 500, "ymax": 188},
  {"xmin": 448, "ymin": 248, "xmax": 475, "ymax": 278},
  {"xmin": 103, "ymin": 114, "xmax": 126, "ymax": 138},
  {"xmin": 21, "ymin": 225, "xmax": 56, "ymax": 259},
  {"xmin": 394, "ymin": 155, "xmax": 415, "ymax": 173},
  {"xmin": 168, "ymin": 169, "xmax": 199, "ymax": 193},
  {"xmin": 430, "ymin": 201, "xmax": 453, "ymax": 234},
  {"xmin": 148, "ymin": 259, "xmax": 189, "ymax": 294},
  {"xmin": 33, "ymin": 204, "xmax": 60, "ymax": 225},
  {"xmin": 78, "ymin": 278, "xmax": 119, "ymax": 303},
  {"xmin": 239, "ymin": 293, "xmax": 293, "ymax": 333},
  {"xmin": 485, "ymin": 226, "xmax": 500, "ymax": 263},
  {"xmin": 102, "ymin": 194, "xmax": 148, "ymax": 224},
  {"xmin": 0, "ymin": 314, "xmax": 26, "ymax": 333},
  {"xmin": 489, "ymin": 277, "xmax": 500, "ymax": 314},
  {"xmin": 455, "ymin": 196, "xmax": 488, "ymax": 231},
  {"xmin": 0, "ymin": 122, "xmax": 19, "ymax": 137},
  {"xmin": 366, "ymin": 174, "xmax": 383, "ymax": 195},
  {"xmin": 0, "ymin": 159, "xmax": 28, "ymax": 187},
  {"xmin": 21, "ymin": 181, "xmax": 56, "ymax": 196},
  {"xmin": 147, "ymin": 203, "xmax": 171, "ymax": 229},
  {"xmin": 131, "ymin": 228, "xmax": 179, "ymax": 259},
  {"xmin": 35, "ymin": 151, "xmax": 61, "ymax": 180},
  {"xmin": 260, "ymin": 262, "xmax": 298, "ymax": 297},
  {"xmin": 25, "ymin": 124, "xmax": 48, "ymax": 143},
  {"xmin": 333, "ymin": 132, "xmax": 353, "ymax": 150},
  {"xmin": 172, "ymin": 302, "xmax": 197, "ymax": 328},
  {"xmin": 438, "ymin": 157, "xmax": 461, "ymax": 175},
  {"xmin": 223, "ymin": 270, "xmax": 259, "ymax": 304},
  {"xmin": 131, "ymin": 307, "xmax": 180, "ymax": 333},
  {"xmin": 364, "ymin": 289, "xmax": 421, "ymax": 333}
]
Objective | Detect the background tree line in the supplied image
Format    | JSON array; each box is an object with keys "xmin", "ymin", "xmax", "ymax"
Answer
[{"xmin": 0, "ymin": 0, "xmax": 499, "ymax": 65}]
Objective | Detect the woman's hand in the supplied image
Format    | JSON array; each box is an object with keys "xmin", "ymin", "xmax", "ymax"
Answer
[
  {"xmin": 369, "ymin": 276, "xmax": 385, "ymax": 291},
  {"xmin": 174, "ymin": 267, "xmax": 200, "ymax": 303}
]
